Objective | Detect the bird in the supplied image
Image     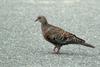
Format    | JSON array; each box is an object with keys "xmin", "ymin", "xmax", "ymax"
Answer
[{"xmin": 35, "ymin": 16, "xmax": 95, "ymax": 54}]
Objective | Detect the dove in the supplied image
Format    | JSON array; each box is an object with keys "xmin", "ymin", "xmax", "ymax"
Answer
[{"xmin": 35, "ymin": 16, "xmax": 95, "ymax": 54}]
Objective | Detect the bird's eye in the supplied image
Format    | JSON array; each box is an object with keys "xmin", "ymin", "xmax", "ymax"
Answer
[{"xmin": 38, "ymin": 17, "xmax": 41, "ymax": 19}]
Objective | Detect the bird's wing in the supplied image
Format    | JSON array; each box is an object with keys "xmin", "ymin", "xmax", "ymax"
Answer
[{"xmin": 44, "ymin": 26, "xmax": 80, "ymax": 44}]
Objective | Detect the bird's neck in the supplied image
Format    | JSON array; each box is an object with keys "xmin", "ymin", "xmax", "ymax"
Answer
[
  {"xmin": 41, "ymin": 21, "xmax": 48, "ymax": 26},
  {"xmin": 41, "ymin": 21, "xmax": 49, "ymax": 33}
]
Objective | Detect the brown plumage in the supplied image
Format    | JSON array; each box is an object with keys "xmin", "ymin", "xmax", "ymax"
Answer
[{"xmin": 35, "ymin": 16, "xmax": 95, "ymax": 54}]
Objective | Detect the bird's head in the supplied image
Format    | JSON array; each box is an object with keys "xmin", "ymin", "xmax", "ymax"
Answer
[{"xmin": 35, "ymin": 16, "xmax": 48, "ymax": 24}]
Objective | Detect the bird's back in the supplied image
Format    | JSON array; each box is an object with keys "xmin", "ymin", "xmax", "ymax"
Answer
[{"xmin": 41, "ymin": 24, "xmax": 85, "ymax": 45}]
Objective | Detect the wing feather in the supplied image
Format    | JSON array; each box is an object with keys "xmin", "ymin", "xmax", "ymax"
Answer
[
  {"xmin": 44, "ymin": 25, "xmax": 85, "ymax": 45},
  {"xmin": 44, "ymin": 27, "xmax": 75, "ymax": 44}
]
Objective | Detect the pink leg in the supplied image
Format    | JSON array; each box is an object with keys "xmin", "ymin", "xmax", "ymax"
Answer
[
  {"xmin": 53, "ymin": 46, "xmax": 56, "ymax": 52},
  {"xmin": 56, "ymin": 47, "xmax": 61, "ymax": 54}
]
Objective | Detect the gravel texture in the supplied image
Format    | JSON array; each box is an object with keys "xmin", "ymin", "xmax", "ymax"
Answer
[{"xmin": 0, "ymin": 0, "xmax": 100, "ymax": 67}]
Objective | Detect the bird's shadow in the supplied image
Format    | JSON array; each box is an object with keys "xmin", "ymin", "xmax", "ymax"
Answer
[{"xmin": 42, "ymin": 51, "xmax": 96, "ymax": 57}]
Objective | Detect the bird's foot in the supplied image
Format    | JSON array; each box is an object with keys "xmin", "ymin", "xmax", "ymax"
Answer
[
  {"xmin": 53, "ymin": 49, "xmax": 60, "ymax": 54},
  {"xmin": 53, "ymin": 46, "xmax": 56, "ymax": 52},
  {"xmin": 53, "ymin": 46, "xmax": 60, "ymax": 54},
  {"xmin": 55, "ymin": 52, "xmax": 60, "ymax": 54},
  {"xmin": 52, "ymin": 51, "xmax": 60, "ymax": 54}
]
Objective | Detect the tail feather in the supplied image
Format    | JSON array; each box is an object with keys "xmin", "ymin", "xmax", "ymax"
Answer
[{"xmin": 81, "ymin": 43, "xmax": 95, "ymax": 48}]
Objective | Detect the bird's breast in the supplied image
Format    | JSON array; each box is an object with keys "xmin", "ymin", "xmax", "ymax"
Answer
[{"xmin": 41, "ymin": 26, "xmax": 52, "ymax": 35}]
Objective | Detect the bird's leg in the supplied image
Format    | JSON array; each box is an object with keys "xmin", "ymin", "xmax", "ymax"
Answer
[
  {"xmin": 53, "ymin": 46, "xmax": 59, "ymax": 53},
  {"xmin": 53, "ymin": 46, "xmax": 56, "ymax": 52},
  {"xmin": 53, "ymin": 45, "xmax": 61, "ymax": 54},
  {"xmin": 54, "ymin": 45, "xmax": 62, "ymax": 54},
  {"xmin": 56, "ymin": 47, "xmax": 61, "ymax": 54}
]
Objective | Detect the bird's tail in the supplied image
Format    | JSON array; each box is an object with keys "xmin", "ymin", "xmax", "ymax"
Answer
[{"xmin": 81, "ymin": 43, "xmax": 95, "ymax": 48}]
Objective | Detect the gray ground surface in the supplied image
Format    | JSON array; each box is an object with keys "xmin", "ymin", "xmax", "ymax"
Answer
[{"xmin": 0, "ymin": 0, "xmax": 100, "ymax": 67}]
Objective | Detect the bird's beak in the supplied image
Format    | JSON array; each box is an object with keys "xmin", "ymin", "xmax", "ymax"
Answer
[{"xmin": 35, "ymin": 18, "xmax": 38, "ymax": 22}]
